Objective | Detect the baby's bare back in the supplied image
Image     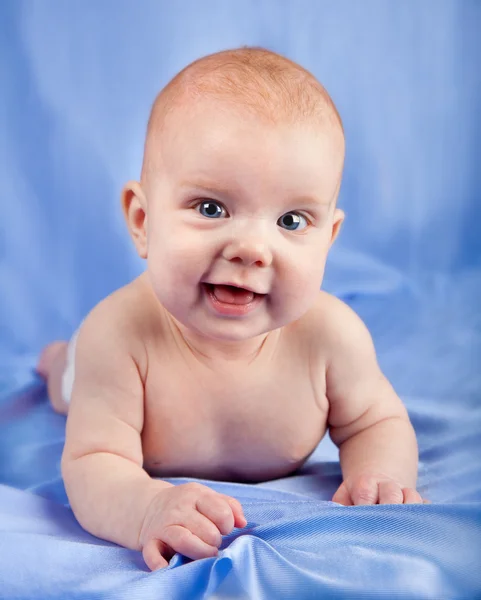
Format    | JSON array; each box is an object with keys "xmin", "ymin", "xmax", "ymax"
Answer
[{"xmin": 131, "ymin": 277, "xmax": 330, "ymax": 482}]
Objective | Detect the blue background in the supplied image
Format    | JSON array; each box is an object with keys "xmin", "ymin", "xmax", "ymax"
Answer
[{"xmin": 1, "ymin": 1, "xmax": 480, "ymax": 598}]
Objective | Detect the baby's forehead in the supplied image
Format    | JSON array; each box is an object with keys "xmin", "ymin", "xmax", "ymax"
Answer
[{"xmin": 153, "ymin": 107, "xmax": 342, "ymax": 212}]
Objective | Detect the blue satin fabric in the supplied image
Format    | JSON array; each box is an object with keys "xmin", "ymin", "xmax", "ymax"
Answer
[{"xmin": 1, "ymin": 1, "xmax": 481, "ymax": 598}]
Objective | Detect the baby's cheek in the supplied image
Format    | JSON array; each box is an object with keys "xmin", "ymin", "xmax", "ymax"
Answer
[
  {"xmin": 170, "ymin": 230, "xmax": 214, "ymax": 270},
  {"xmin": 150, "ymin": 231, "xmax": 193, "ymax": 274},
  {"xmin": 272, "ymin": 271, "xmax": 321, "ymax": 324},
  {"xmin": 289, "ymin": 256, "xmax": 325, "ymax": 294}
]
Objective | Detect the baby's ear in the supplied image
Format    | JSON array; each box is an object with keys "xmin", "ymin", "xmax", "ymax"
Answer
[
  {"xmin": 330, "ymin": 208, "xmax": 344, "ymax": 246},
  {"xmin": 121, "ymin": 181, "xmax": 148, "ymax": 258}
]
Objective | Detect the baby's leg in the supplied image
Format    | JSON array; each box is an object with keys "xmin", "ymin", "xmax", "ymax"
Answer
[{"xmin": 37, "ymin": 342, "xmax": 70, "ymax": 415}]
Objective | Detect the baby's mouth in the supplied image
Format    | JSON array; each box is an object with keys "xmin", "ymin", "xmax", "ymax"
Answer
[{"xmin": 204, "ymin": 283, "xmax": 256, "ymax": 306}]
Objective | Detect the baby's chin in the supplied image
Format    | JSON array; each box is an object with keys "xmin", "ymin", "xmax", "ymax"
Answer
[
  {"xmin": 182, "ymin": 314, "xmax": 273, "ymax": 343},
  {"xmin": 161, "ymin": 302, "xmax": 273, "ymax": 345}
]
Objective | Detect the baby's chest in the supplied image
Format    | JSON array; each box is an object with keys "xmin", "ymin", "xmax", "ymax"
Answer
[{"xmin": 141, "ymin": 357, "xmax": 328, "ymax": 480}]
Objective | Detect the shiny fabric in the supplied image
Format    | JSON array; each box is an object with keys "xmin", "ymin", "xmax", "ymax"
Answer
[{"xmin": 1, "ymin": 1, "xmax": 481, "ymax": 598}]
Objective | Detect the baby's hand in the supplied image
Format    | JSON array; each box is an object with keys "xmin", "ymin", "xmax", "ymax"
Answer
[
  {"xmin": 332, "ymin": 473, "xmax": 427, "ymax": 506},
  {"xmin": 139, "ymin": 483, "xmax": 247, "ymax": 570}
]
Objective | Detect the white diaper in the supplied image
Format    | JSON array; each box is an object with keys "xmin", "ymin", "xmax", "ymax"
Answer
[{"xmin": 61, "ymin": 327, "xmax": 81, "ymax": 404}]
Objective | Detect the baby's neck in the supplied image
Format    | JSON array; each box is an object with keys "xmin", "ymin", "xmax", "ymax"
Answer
[{"xmin": 167, "ymin": 315, "xmax": 279, "ymax": 363}]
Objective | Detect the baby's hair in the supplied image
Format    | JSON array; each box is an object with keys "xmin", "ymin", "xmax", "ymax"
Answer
[{"xmin": 141, "ymin": 47, "xmax": 343, "ymax": 181}]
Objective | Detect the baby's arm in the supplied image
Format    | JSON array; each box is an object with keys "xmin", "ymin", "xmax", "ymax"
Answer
[
  {"xmin": 323, "ymin": 297, "xmax": 423, "ymax": 505},
  {"xmin": 61, "ymin": 303, "xmax": 245, "ymax": 570}
]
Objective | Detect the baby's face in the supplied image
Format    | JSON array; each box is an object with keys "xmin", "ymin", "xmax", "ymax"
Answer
[{"xmin": 143, "ymin": 101, "xmax": 344, "ymax": 342}]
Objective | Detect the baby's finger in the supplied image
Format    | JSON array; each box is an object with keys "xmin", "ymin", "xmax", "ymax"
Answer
[
  {"xmin": 142, "ymin": 538, "xmax": 171, "ymax": 571},
  {"xmin": 402, "ymin": 488, "xmax": 424, "ymax": 504},
  {"xmin": 332, "ymin": 483, "xmax": 353, "ymax": 506},
  {"xmin": 163, "ymin": 524, "xmax": 219, "ymax": 561},
  {"xmin": 222, "ymin": 495, "xmax": 247, "ymax": 528},
  {"xmin": 378, "ymin": 480, "xmax": 404, "ymax": 504},
  {"xmin": 185, "ymin": 511, "xmax": 223, "ymax": 548},
  {"xmin": 350, "ymin": 476, "xmax": 379, "ymax": 505},
  {"xmin": 196, "ymin": 494, "xmax": 235, "ymax": 535}
]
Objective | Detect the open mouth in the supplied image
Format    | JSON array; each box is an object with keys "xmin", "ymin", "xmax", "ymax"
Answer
[{"xmin": 202, "ymin": 283, "xmax": 265, "ymax": 316}]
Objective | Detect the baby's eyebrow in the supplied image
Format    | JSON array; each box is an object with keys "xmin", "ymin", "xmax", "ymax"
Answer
[
  {"xmin": 292, "ymin": 195, "xmax": 332, "ymax": 208},
  {"xmin": 180, "ymin": 180, "xmax": 333, "ymax": 208},
  {"xmin": 180, "ymin": 179, "xmax": 231, "ymax": 197}
]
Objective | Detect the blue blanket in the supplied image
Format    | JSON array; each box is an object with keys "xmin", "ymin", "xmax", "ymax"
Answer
[{"xmin": 1, "ymin": 2, "xmax": 480, "ymax": 598}]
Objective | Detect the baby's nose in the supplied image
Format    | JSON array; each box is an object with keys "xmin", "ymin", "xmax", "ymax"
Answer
[{"xmin": 222, "ymin": 236, "xmax": 273, "ymax": 268}]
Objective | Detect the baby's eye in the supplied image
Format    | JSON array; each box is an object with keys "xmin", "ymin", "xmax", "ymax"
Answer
[
  {"xmin": 277, "ymin": 211, "xmax": 308, "ymax": 231},
  {"xmin": 196, "ymin": 200, "xmax": 227, "ymax": 219}
]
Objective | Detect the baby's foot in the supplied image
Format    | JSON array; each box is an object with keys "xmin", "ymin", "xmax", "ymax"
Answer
[
  {"xmin": 37, "ymin": 342, "xmax": 68, "ymax": 379},
  {"xmin": 37, "ymin": 342, "xmax": 70, "ymax": 414}
]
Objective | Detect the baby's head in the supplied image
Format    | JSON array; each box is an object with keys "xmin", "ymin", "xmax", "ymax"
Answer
[{"xmin": 122, "ymin": 47, "xmax": 345, "ymax": 343}]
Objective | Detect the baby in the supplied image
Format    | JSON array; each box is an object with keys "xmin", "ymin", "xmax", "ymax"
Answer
[{"xmin": 37, "ymin": 47, "xmax": 424, "ymax": 571}]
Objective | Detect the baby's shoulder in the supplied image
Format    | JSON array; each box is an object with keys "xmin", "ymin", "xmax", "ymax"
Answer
[
  {"xmin": 294, "ymin": 291, "xmax": 370, "ymax": 354},
  {"xmin": 298, "ymin": 290, "xmax": 356, "ymax": 328},
  {"xmin": 77, "ymin": 274, "xmax": 157, "ymax": 366},
  {"xmin": 83, "ymin": 275, "xmax": 149, "ymax": 327}
]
